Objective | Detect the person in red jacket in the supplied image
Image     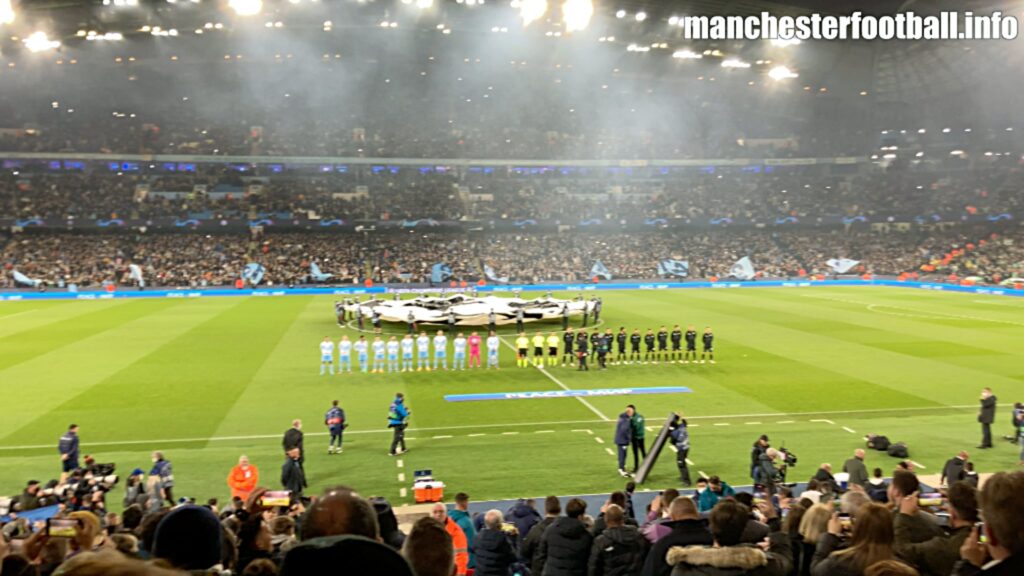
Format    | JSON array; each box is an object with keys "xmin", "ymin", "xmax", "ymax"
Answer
[{"xmin": 227, "ymin": 455, "xmax": 259, "ymax": 501}]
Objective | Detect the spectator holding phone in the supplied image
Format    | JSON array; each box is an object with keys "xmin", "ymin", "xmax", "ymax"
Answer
[
  {"xmin": 811, "ymin": 503, "xmax": 910, "ymax": 576},
  {"xmin": 894, "ymin": 481, "xmax": 978, "ymax": 576},
  {"xmin": 955, "ymin": 471, "xmax": 1024, "ymax": 575}
]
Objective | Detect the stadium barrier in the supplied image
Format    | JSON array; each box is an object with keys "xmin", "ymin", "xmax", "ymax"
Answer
[{"xmin": 0, "ymin": 279, "xmax": 1022, "ymax": 301}]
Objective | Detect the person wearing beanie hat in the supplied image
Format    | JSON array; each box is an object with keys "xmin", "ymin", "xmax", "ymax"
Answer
[{"xmin": 152, "ymin": 505, "xmax": 223, "ymax": 571}]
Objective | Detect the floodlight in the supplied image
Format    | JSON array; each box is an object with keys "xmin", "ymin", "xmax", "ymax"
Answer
[
  {"xmin": 767, "ymin": 65, "xmax": 797, "ymax": 80},
  {"xmin": 519, "ymin": 0, "xmax": 546, "ymax": 26},
  {"xmin": 24, "ymin": 31, "xmax": 61, "ymax": 53},
  {"xmin": 0, "ymin": 0, "xmax": 14, "ymax": 25},
  {"xmin": 562, "ymin": 0, "xmax": 592, "ymax": 32},
  {"xmin": 229, "ymin": 0, "xmax": 261, "ymax": 16}
]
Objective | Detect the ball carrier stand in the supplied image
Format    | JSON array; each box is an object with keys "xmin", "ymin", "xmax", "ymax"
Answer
[{"xmin": 634, "ymin": 412, "xmax": 680, "ymax": 485}]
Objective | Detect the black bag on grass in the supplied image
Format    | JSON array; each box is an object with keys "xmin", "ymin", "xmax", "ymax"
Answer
[{"xmin": 887, "ymin": 442, "xmax": 909, "ymax": 458}]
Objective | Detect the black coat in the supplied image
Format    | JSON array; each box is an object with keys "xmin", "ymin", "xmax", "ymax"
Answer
[
  {"xmin": 283, "ymin": 427, "xmax": 304, "ymax": 454},
  {"xmin": 281, "ymin": 457, "xmax": 307, "ymax": 495},
  {"xmin": 523, "ymin": 517, "xmax": 558, "ymax": 568},
  {"xmin": 979, "ymin": 396, "xmax": 997, "ymax": 424},
  {"xmin": 942, "ymin": 457, "xmax": 967, "ymax": 486},
  {"xmin": 536, "ymin": 516, "xmax": 594, "ymax": 576},
  {"xmin": 641, "ymin": 519, "xmax": 713, "ymax": 576},
  {"xmin": 474, "ymin": 528, "xmax": 519, "ymax": 576},
  {"xmin": 589, "ymin": 525, "xmax": 648, "ymax": 576}
]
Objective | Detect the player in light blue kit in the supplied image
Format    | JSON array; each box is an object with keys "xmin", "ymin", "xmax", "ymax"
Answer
[
  {"xmin": 319, "ymin": 337, "xmax": 334, "ymax": 375},
  {"xmin": 486, "ymin": 330, "xmax": 500, "ymax": 369},
  {"xmin": 452, "ymin": 333, "xmax": 467, "ymax": 370},
  {"xmin": 432, "ymin": 330, "xmax": 448, "ymax": 371},
  {"xmin": 354, "ymin": 336, "xmax": 369, "ymax": 373},
  {"xmin": 372, "ymin": 336, "xmax": 386, "ymax": 373},
  {"xmin": 401, "ymin": 334, "xmax": 415, "ymax": 372},
  {"xmin": 416, "ymin": 331, "xmax": 430, "ymax": 372},
  {"xmin": 386, "ymin": 336, "xmax": 400, "ymax": 373},
  {"xmin": 338, "ymin": 335, "xmax": 353, "ymax": 373}
]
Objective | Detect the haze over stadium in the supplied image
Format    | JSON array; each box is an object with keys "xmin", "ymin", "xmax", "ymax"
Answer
[{"xmin": 1, "ymin": 0, "xmax": 1024, "ymax": 575}]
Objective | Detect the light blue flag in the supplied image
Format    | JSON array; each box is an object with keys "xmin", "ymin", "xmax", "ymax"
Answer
[
  {"xmin": 826, "ymin": 258, "xmax": 860, "ymax": 274},
  {"xmin": 728, "ymin": 257, "xmax": 755, "ymax": 280},
  {"xmin": 431, "ymin": 263, "xmax": 453, "ymax": 283},
  {"xmin": 310, "ymin": 262, "xmax": 333, "ymax": 282},
  {"xmin": 242, "ymin": 263, "xmax": 266, "ymax": 285},
  {"xmin": 590, "ymin": 260, "xmax": 612, "ymax": 280},
  {"xmin": 483, "ymin": 264, "xmax": 509, "ymax": 284},
  {"xmin": 12, "ymin": 270, "xmax": 42, "ymax": 287},
  {"xmin": 128, "ymin": 264, "xmax": 145, "ymax": 288},
  {"xmin": 657, "ymin": 259, "xmax": 689, "ymax": 278}
]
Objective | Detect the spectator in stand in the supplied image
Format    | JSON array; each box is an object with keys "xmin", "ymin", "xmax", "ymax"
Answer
[
  {"xmin": 270, "ymin": 516, "xmax": 298, "ymax": 560},
  {"xmin": 888, "ymin": 470, "xmax": 943, "ymax": 543},
  {"xmin": 14, "ymin": 480, "xmax": 41, "ymax": 512},
  {"xmin": 843, "ymin": 449, "xmax": 870, "ymax": 490},
  {"xmin": 868, "ymin": 468, "xmax": 889, "ymax": 501},
  {"xmin": 733, "ymin": 493, "xmax": 770, "ymax": 545},
  {"xmin": 641, "ymin": 496, "xmax": 712, "ymax": 576},
  {"xmin": 865, "ymin": 560, "xmax": 922, "ymax": 576},
  {"xmin": 523, "ymin": 496, "xmax": 561, "ymax": 569},
  {"xmin": 535, "ymin": 497, "xmax": 593, "ymax": 576},
  {"xmin": 592, "ymin": 492, "xmax": 638, "ymax": 535},
  {"xmin": 812, "ymin": 463, "xmax": 837, "ymax": 495},
  {"xmin": 431, "ymin": 502, "xmax": 469, "ymax": 576},
  {"xmin": 667, "ymin": 499, "xmax": 792, "ymax": 576},
  {"xmin": 148, "ymin": 452, "xmax": 174, "ymax": 507},
  {"xmin": 841, "ymin": 490, "xmax": 872, "ymax": 518},
  {"xmin": 403, "ymin": 517, "xmax": 455, "ymax": 576},
  {"xmin": 301, "ymin": 485, "xmax": 380, "ymax": 541},
  {"xmin": 449, "ymin": 492, "xmax": 477, "ymax": 570},
  {"xmin": 954, "ymin": 470, "xmax": 1024, "ymax": 575},
  {"xmin": 798, "ymin": 504, "xmax": 833, "ymax": 576},
  {"xmin": 801, "ymin": 480, "xmax": 824, "ymax": 504},
  {"xmin": 641, "ymin": 489, "xmax": 680, "ymax": 544},
  {"xmin": 941, "ymin": 451, "xmax": 969, "ymax": 488},
  {"xmin": 507, "ymin": 498, "xmax": 541, "ymax": 545},
  {"xmin": 236, "ymin": 515, "xmax": 274, "ymax": 573},
  {"xmin": 589, "ymin": 503, "xmax": 647, "ymax": 576},
  {"xmin": 59, "ymin": 424, "xmax": 81, "ymax": 477},
  {"xmin": 697, "ymin": 476, "xmax": 735, "ymax": 513},
  {"xmin": 811, "ymin": 502, "xmax": 912, "ymax": 576},
  {"xmin": 227, "ymin": 455, "xmax": 260, "ymax": 502},
  {"xmin": 894, "ymin": 481, "xmax": 978, "ymax": 576},
  {"xmin": 474, "ymin": 509, "xmax": 519, "ymax": 576},
  {"xmin": 152, "ymin": 505, "xmax": 225, "ymax": 572}
]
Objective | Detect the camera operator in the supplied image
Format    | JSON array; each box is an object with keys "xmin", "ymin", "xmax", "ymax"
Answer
[
  {"xmin": 759, "ymin": 448, "xmax": 782, "ymax": 496},
  {"xmin": 751, "ymin": 435, "xmax": 769, "ymax": 483}
]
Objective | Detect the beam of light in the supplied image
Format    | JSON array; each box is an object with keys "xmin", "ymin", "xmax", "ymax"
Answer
[
  {"xmin": 561, "ymin": 0, "xmax": 592, "ymax": 32},
  {"xmin": 721, "ymin": 58, "xmax": 751, "ymax": 68},
  {"xmin": 24, "ymin": 31, "xmax": 61, "ymax": 52},
  {"xmin": 0, "ymin": 0, "xmax": 14, "ymax": 25},
  {"xmin": 672, "ymin": 49, "xmax": 702, "ymax": 59},
  {"xmin": 767, "ymin": 65, "xmax": 798, "ymax": 80},
  {"xmin": 228, "ymin": 0, "xmax": 262, "ymax": 16},
  {"xmin": 519, "ymin": 0, "xmax": 547, "ymax": 26},
  {"xmin": 416, "ymin": 0, "xmax": 433, "ymax": 7}
]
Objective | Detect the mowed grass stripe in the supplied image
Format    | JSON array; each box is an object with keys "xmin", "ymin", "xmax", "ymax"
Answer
[
  {"xmin": 0, "ymin": 299, "xmax": 244, "ymax": 441},
  {"xmin": 5, "ymin": 297, "xmax": 310, "ymax": 445},
  {"xmin": 0, "ymin": 299, "xmax": 183, "ymax": 372},
  {"xmin": 0, "ymin": 300, "xmax": 130, "ymax": 339},
  {"xmin": 0, "ymin": 301, "xmax": 66, "ymax": 319}
]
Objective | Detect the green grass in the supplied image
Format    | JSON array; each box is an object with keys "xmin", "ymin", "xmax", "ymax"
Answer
[{"xmin": 1, "ymin": 287, "xmax": 1023, "ymax": 506}]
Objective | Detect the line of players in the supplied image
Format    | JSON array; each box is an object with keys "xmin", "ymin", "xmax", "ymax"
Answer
[
  {"xmin": 318, "ymin": 331, "xmax": 503, "ymax": 374},
  {"xmin": 514, "ymin": 325, "xmax": 715, "ymax": 370}
]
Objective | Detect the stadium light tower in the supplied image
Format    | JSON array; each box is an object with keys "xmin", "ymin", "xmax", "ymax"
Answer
[
  {"xmin": 519, "ymin": 0, "xmax": 546, "ymax": 26},
  {"xmin": 228, "ymin": 0, "xmax": 262, "ymax": 16},
  {"xmin": 562, "ymin": 0, "xmax": 592, "ymax": 32},
  {"xmin": 0, "ymin": 0, "xmax": 15, "ymax": 25},
  {"xmin": 768, "ymin": 65, "xmax": 798, "ymax": 80},
  {"xmin": 24, "ymin": 31, "xmax": 61, "ymax": 52}
]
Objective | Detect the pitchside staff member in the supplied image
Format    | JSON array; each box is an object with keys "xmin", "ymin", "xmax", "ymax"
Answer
[
  {"xmin": 670, "ymin": 325, "xmax": 683, "ymax": 362},
  {"xmin": 562, "ymin": 327, "xmax": 575, "ymax": 366},
  {"xmin": 388, "ymin": 393, "xmax": 411, "ymax": 456},
  {"xmin": 629, "ymin": 405, "xmax": 646, "ymax": 472},
  {"xmin": 615, "ymin": 327, "xmax": 628, "ymax": 365},
  {"xmin": 978, "ymin": 387, "xmax": 997, "ymax": 449},
  {"xmin": 629, "ymin": 329, "xmax": 642, "ymax": 363}
]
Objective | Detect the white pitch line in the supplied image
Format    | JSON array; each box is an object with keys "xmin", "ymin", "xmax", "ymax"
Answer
[
  {"xmin": 0, "ymin": 405, "xmax": 981, "ymax": 452},
  {"xmin": 399, "ymin": 488, "xmax": 407, "ymax": 498},
  {"xmin": 604, "ymin": 447, "xmax": 615, "ymax": 456},
  {"xmin": 777, "ymin": 420, "xmax": 795, "ymax": 424},
  {"xmin": 534, "ymin": 430, "xmax": 554, "ymax": 434},
  {"xmin": 910, "ymin": 461, "xmax": 927, "ymax": 469},
  {"xmin": 468, "ymin": 433, "xmax": 487, "ymax": 437},
  {"xmin": 669, "ymin": 445, "xmax": 678, "ymax": 452},
  {"xmin": 502, "ymin": 431, "xmax": 519, "ymax": 436},
  {"xmin": 397, "ymin": 459, "xmax": 404, "ymax": 468},
  {"xmin": 686, "ymin": 458, "xmax": 695, "ymax": 466},
  {"xmin": 698, "ymin": 471, "xmax": 709, "ymax": 479},
  {"xmin": 714, "ymin": 423, "xmax": 731, "ymax": 427},
  {"xmin": 498, "ymin": 336, "xmax": 610, "ymax": 421},
  {"xmin": 594, "ymin": 437, "xmax": 605, "ymax": 444},
  {"xmin": 842, "ymin": 426, "xmax": 857, "ymax": 434},
  {"xmin": 745, "ymin": 422, "xmax": 762, "ymax": 425},
  {"xmin": 646, "ymin": 426, "xmax": 655, "ymax": 432},
  {"xmin": 811, "ymin": 419, "xmax": 835, "ymax": 425},
  {"xmin": 398, "ymin": 473, "xmax": 406, "ymax": 482},
  {"xmin": 433, "ymin": 435, "xmax": 453, "ymax": 439}
]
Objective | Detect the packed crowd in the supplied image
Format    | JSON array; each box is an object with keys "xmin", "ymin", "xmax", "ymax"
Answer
[
  {"xmin": 2, "ymin": 227, "xmax": 1022, "ymax": 289},
  {"xmin": 3, "ymin": 444, "xmax": 1023, "ymax": 576},
  {"xmin": 2, "ymin": 164, "xmax": 1023, "ymax": 224}
]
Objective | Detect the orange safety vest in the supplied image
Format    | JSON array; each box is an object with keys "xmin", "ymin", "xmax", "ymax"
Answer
[
  {"xmin": 227, "ymin": 464, "xmax": 259, "ymax": 500},
  {"xmin": 445, "ymin": 517, "xmax": 469, "ymax": 576}
]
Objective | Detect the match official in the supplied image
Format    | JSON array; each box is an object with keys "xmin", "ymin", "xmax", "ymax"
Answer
[{"xmin": 325, "ymin": 400, "xmax": 346, "ymax": 455}]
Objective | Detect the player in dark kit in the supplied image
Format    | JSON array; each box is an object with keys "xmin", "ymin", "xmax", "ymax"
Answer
[
  {"xmin": 629, "ymin": 329, "xmax": 642, "ymax": 363},
  {"xmin": 670, "ymin": 324, "xmax": 683, "ymax": 363},
  {"xmin": 596, "ymin": 333, "xmax": 609, "ymax": 369},
  {"xmin": 643, "ymin": 329, "xmax": 656, "ymax": 363},
  {"xmin": 615, "ymin": 327, "xmax": 628, "ymax": 365},
  {"xmin": 684, "ymin": 325, "xmax": 698, "ymax": 363},
  {"xmin": 656, "ymin": 326, "xmax": 669, "ymax": 363},
  {"xmin": 701, "ymin": 327, "xmax": 715, "ymax": 364},
  {"xmin": 590, "ymin": 330, "xmax": 601, "ymax": 352},
  {"xmin": 562, "ymin": 327, "xmax": 575, "ymax": 367},
  {"xmin": 577, "ymin": 331, "xmax": 590, "ymax": 371}
]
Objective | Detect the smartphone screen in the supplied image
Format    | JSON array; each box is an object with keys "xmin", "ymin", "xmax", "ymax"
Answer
[
  {"xmin": 46, "ymin": 518, "xmax": 79, "ymax": 538},
  {"xmin": 839, "ymin": 514, "xmax": 852, "ymax": 530},
  {"xmin": 260, "ymin": 490, "xmax": 291, "ymax": 507},
  {"xmin": 976, "ymin": 522, "xmax": 988, "ymax": 543},
  {"xmin": 918, "ymin": 493, "xmax": 944, "ymax": 507}
]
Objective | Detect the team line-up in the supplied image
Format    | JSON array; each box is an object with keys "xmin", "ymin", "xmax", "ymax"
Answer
[{"xmin": 317, "ymin": 325, "xmax": 716, "ymax": 374}]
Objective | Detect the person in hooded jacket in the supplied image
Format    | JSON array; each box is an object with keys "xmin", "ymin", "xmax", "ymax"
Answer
[
  {"xmin": 523, "ymin": 496, "xmax": 562, "ymax": 569},
  {"xmin": 667, "ymin": 499, "xmax": 792, "ymax": 576},
  {"xmin": 589, "ymin": 504, "xmax": 648, "ymax": 576},
  {"xmin": 507, "ymin": 498, "xmax": 542, "ymax": 546},
  {"xmin": 474, "ymin": 509, "xmax": 519, "ymax": 576},
  {"xmin": 536, "ymin": 498, "xmax": 593, "ymax": 576},
  {"xmin": 641, "ymin": 497, "xmax": 713, "ymax": 576}
]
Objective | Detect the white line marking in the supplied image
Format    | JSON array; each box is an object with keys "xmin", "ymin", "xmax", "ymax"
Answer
[
  {"xmin": 811, "ymin": 419, "xmax": 835, "ymax": 425},
  {"xmin": 745, "ymin": 422, "xmax": 762, "ymax": 425},
  {"xmin": 777, "ymin": 420, "xmax": 795, "ymax": 424},
  {"xmin": 604, "ymin": 447, "xmax": 615, "ymax": 456},
  {"xmin": 397, "ymin": 459, "xmax": 404, "ymax": 468},
  {"xmin": 433, "ymin": 435, "xmax": 453, "ymax": 439},
  {"xmin": 502, "ymin": 431, "xmax": 519, "ymax": 436},
  {"xmin": 910, "ymin": 461, "xmax": 927, "ymax": 469},
  {"xmin": 646, "ymin": 426, "xmax": 655, "ymax": 432},
  {"xmin": 400, "ymin": 488, "xmax": 407, "ymax": 498},
  {"xmin": 686, "ymin": 458, "xmax": 695, "ymax": 466},
  {"xmin": 669, "ymin": 445, "xmax": 678, "ymax": 452},
  {"xmin": 842, "ymin": 426, "xmax": 857, "ymax": 434},
  {"xmin": 468, "ymin": 433, "xmax": 486, "ymax": 437},
  {"xmin": 498, "ymin": 336, "xmax": 610, "ymax": 421},
  {"xmin": 698, "ymin": 471, "xmax": 709, "ymax": 479},
  {"xmin": 0, "ymin": 405, "xmax": 979, "ymax": 451},
  {"xmin": 713, "ymin": 423, "xmax": 731, "ymax": 427},
  {"xmin": 534, "ymin": 430, "xmax": 554, "ymax": 434},
  {"xmin": 865, "ymin": 303, "xmax": 1024, "ymax": 327},
  {"xmin": 594, "ymin": 437, "xmax": 605, "ymax": 444},
  {"xmin": 405, "ymin": 437, "xmax": 417, "ymax": 441},
  {"xmin": 398, "ymin": 473, "xmax": 405, "ymax": 482}
]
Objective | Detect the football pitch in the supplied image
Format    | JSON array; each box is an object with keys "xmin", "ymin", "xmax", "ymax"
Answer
[{"xmin": 1, "ymin": 286, "xmax": 1023, "ymax": 506}]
